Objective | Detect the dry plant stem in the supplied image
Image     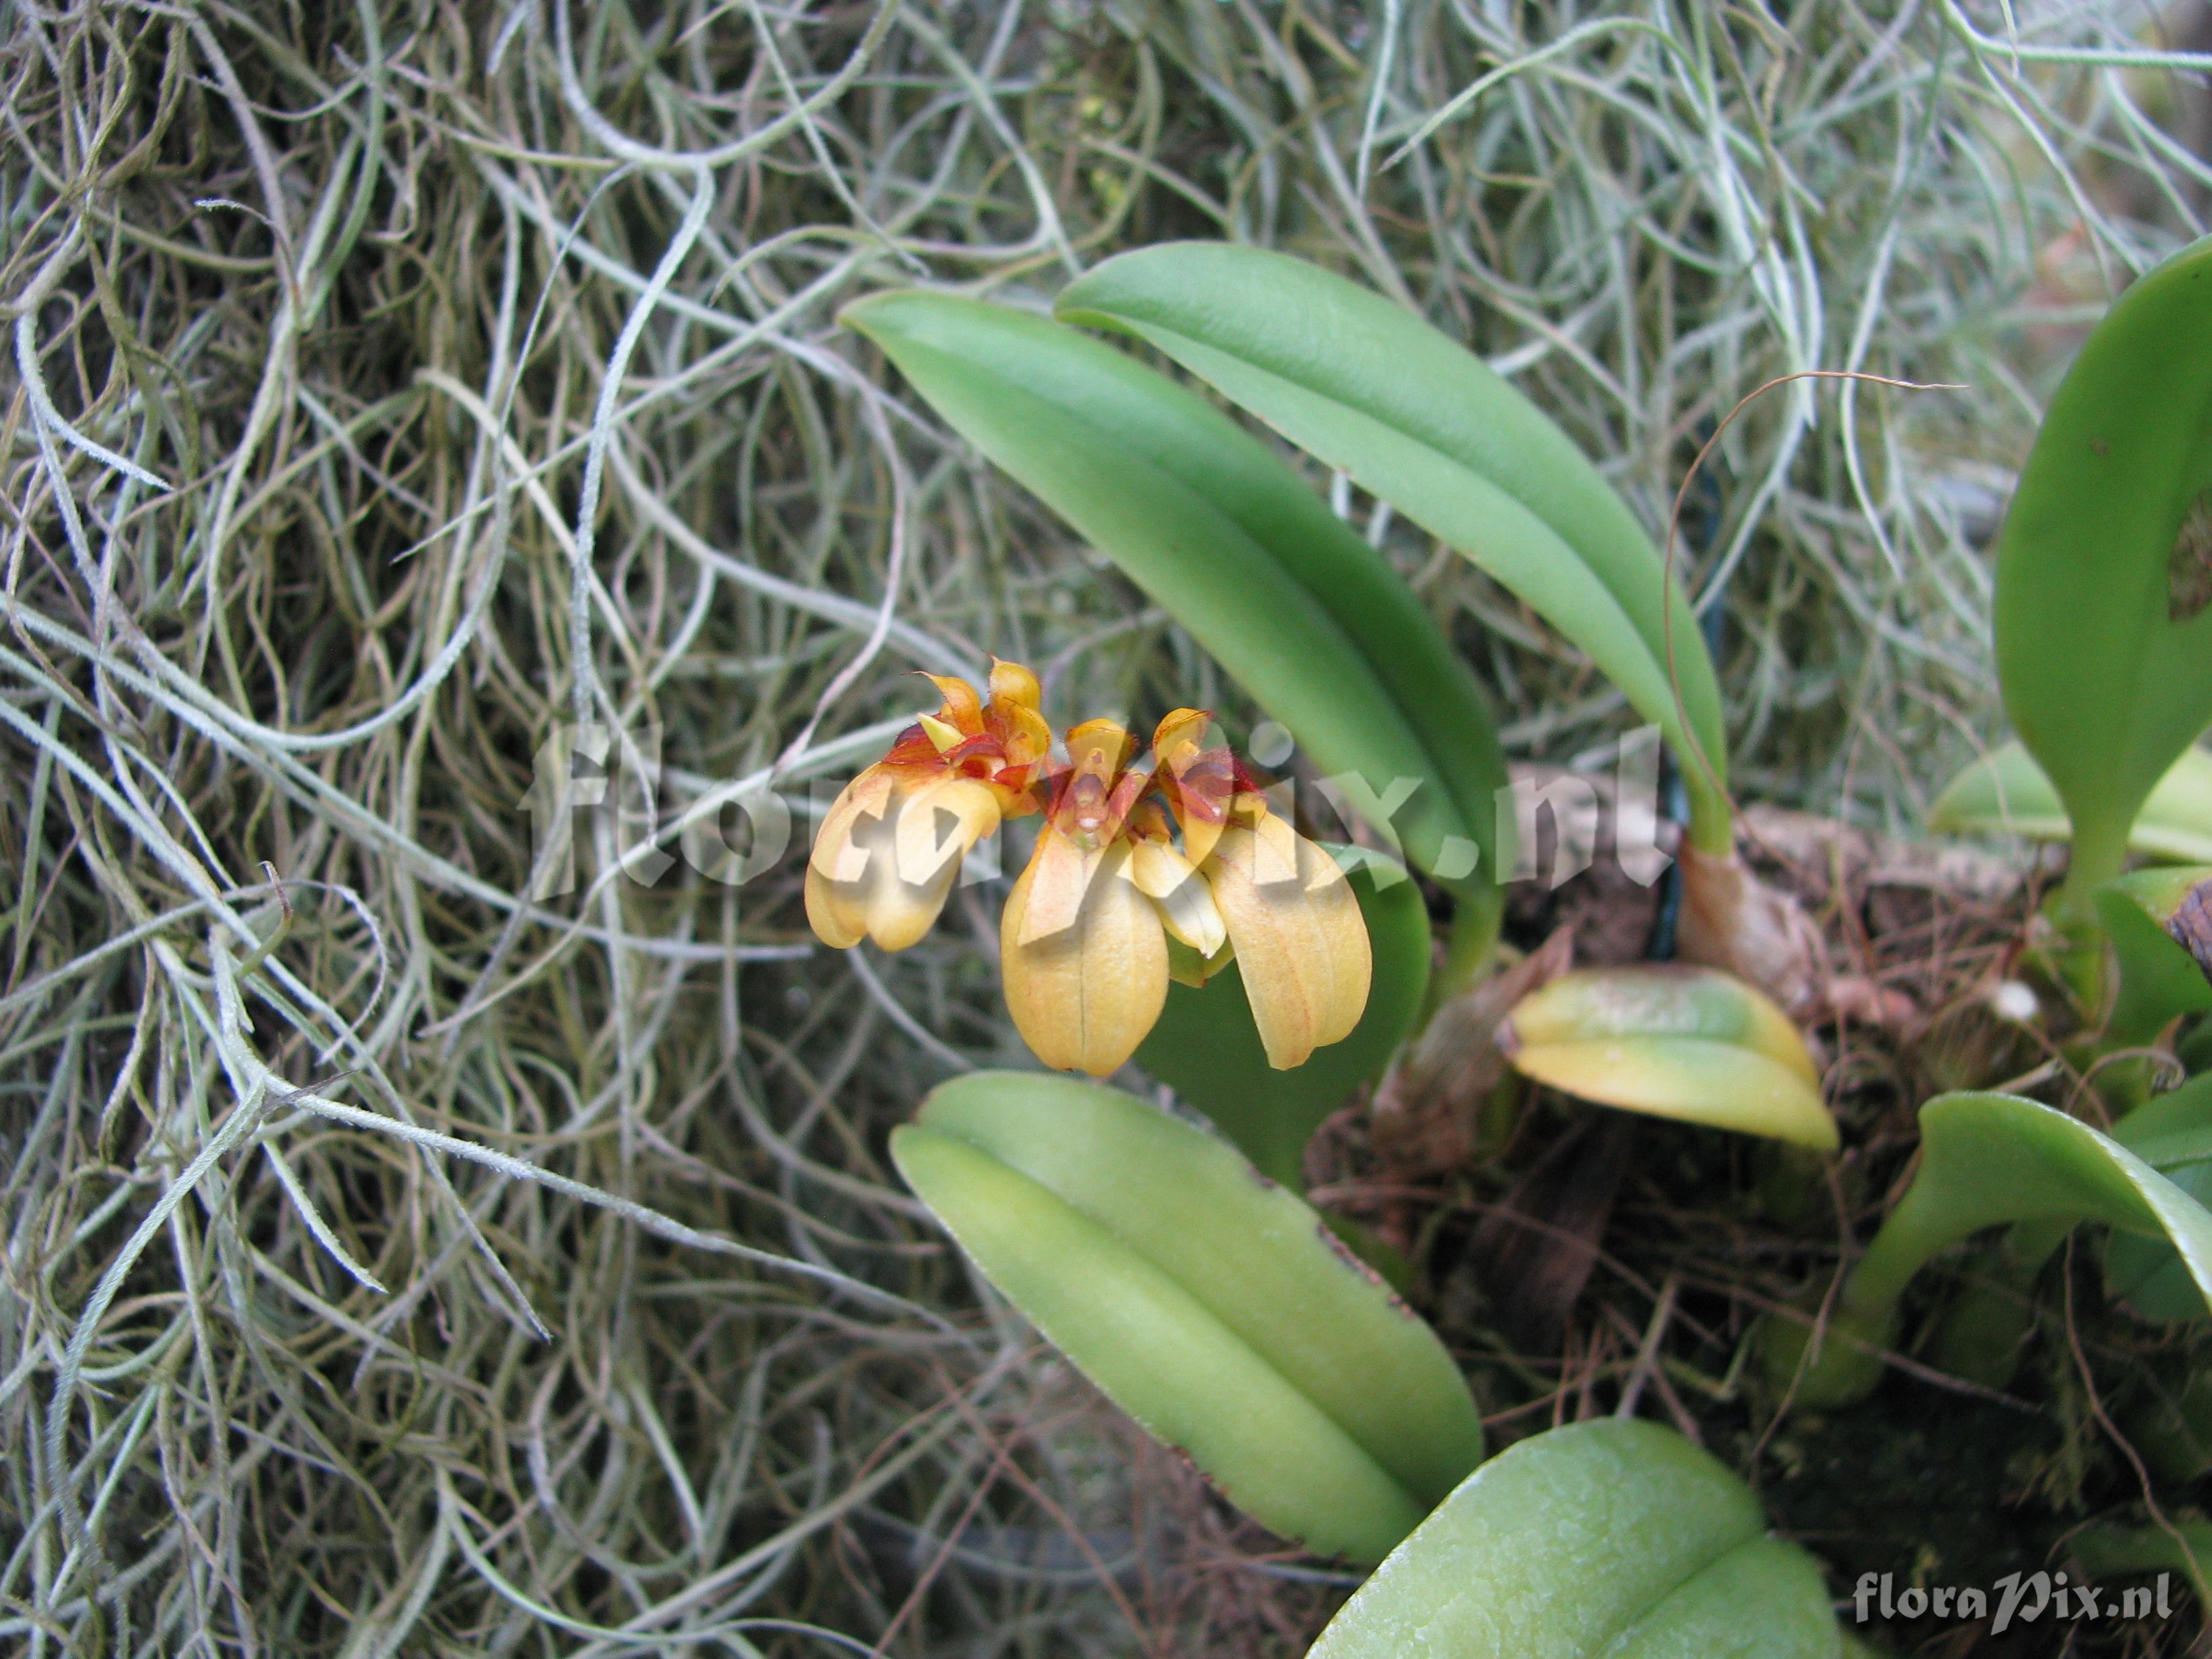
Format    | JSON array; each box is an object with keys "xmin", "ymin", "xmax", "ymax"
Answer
[{"xmin": 1673, "ymin": 838, "xmax": 1828, "ymax": 1015}]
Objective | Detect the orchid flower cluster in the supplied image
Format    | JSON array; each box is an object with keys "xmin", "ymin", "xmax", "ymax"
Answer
[{"xmin": 806, "ymin": 661, "xmax": 1373, "ymax": 1077}]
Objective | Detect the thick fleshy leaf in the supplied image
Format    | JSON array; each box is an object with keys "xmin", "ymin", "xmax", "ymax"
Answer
[
  {"xmin": 1307, "ymin": 1419, "xmax": 1841, "ymax": 1659},
  {"xmin": 1138, "ymin": 850, "xmax": 1431, "ymax": 1188},
  {"xmin": 1992, "ymin": 234, "xmax": 2212, "ymax": 900},
  {"xmin": 1927, "ymin": 739, "xmax": 2212, "ymax": 863},
  {"xmin": 1768, "ymin": 1092, "xmax": 2212, "ymax": 1406},
  {"xmin": 890, "ymin": 1072, "xmax": 1483, "ymax": 1562},
  {"xmin": 843, "ymin": 291, "xmax": 1510, "ymax": 943},
  {"xmin": 2106, "ymin": 1076, "xmax": 2212, "ymax": 1322},
  {"xmin": 1498, "ymin": 966, "xmax": 1836, "ymax": 1151},
  {"xmin": 1055, "ymin": 243, "xmax": 1732, "ymax": 855},
  {"xmin": 2095, "ymin": 867, "xmax": 2212, "ymax": 1045}
]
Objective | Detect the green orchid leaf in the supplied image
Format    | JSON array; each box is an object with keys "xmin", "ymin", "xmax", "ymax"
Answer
[
  {"xmin": 1054, "ymin": 242, "xmax": 1732, "ymax": 854},
  {"xmin": 2106, "ymin": 1076, "xmax": 2212, "ymax": 1322},
  {"xmin": 2106, "ymin": 1076, "xmax": 2212, "ymax": 1168},
  {"xmin": 1927, "ymin": 739, "xmax": 2212, "ymax": 863},
  {"xmin": 890, "ymin": 1072, "xmax": 1483, "ymax": 1562},
  {"xmin": 2095, "ymin": 867, "xmax": 2212, "ymax": 1046},
  {"xmin": 2072, "ymin": 1521, "xmax": 2212, "ymax": 1603},
  {"xmin": 1498, "ymin": 965, "xmax": 1837, "ymax": 1151},
  {"xmin": 1138, "ymin": 848, "xmax": 1431, "ymax": 1189},
  {"xmin": 1307, "ymin": 1418, "xmax": 1841, "ymax": 1659},
  {"xmin": 1324, "ymin": 1211, "xmax": 1416, "ymax": 1298},
  {"xmin": 1768, "ymin": 1091, "xmax": 2212, "ymax": 1406},
  {"xmin": 1992, "ymin": 234, "xmax": 2212, "ymax": 901},
  {"xmin": 843, "ymin": 291, "xmax": 1510, "ymax": 947}
]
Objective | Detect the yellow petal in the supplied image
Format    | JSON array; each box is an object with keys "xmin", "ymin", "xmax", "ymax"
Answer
[
  {"xmin": 861, "ymin": 861, "xmax": 961, "ymax": 951},
  {"xmin": 1001, "ymin": 839, "xmax": 1168, "ymax": 1076},
  {"xmin": 988, "ymin": 657, "xmax": 1042, "ymax": 710},
  {"xmin": 1150, "ymin": 707, "xmax": 1214, "ymax": 763},
  {"xmin": 986, "ymin": 659, "xmax": 1050, "ymax": 768},
  {"xmin": 808, "ymin": 764, "xmax": 899, "ymax": 883},
  {"xmin": 894, "ymin": 775, "xmax": 1002, "ymax": 888},
  {"xmin": 1265, "ymin": 817, "xmax": 1371, "ymax": 1050},
  {"xmin": 1205, "ymin": 819, "xmax": 1372, "ymax": 1069},
  {"xmin": 922, "ymin": 674, "xmax": 983, "ymax": 730},
  {"xmin": 1150, "ymin": 709, "xmax": 1233, "ymax": 866},
  {"xmin": 1013, "ymin": 823, "xmax": 1095, "ymax": 945},
  {"xmin": 1064, "ymin": 717, "xmax": 1136, "ymax": 776},
  {"xmin": 804, "ymin": 863, "xmax": 867, "ymax": 948},
  {"xmin": 806, "ymin": 767, "xmax": 994, "ymax": 952},
  {"xmin": 848, "ymin": 776, "xmax": 997, "ymax": 950},
  {"xmin": 998, "ymin": 700, "xmax": 1052, "ymax": 767},
  {"xmin": 1180, "ymin": 803, "xmax": 1229, "ymax": 872},
  {"xmin": 1053, "ymin": 718, "xmax": 1136, "ymax": 843},
  {"xmin": 805, "ymin": 764, "xmax": 1008, "ymax": 954},
  {"xmin": 1129, "ymin": 838, "xmax": 1227, "ymax": 958}
]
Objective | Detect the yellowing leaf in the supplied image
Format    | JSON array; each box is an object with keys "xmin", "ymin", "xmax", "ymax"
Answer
[{"xmin": 1500, "ymin": 966, "xmax": 1835, "ymax": 1151}]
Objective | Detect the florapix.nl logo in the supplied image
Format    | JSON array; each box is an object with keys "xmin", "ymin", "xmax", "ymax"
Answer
[
  {"xmin": 1852, "ymin": 1570, "xmax": 2175, "ymax": 1637},
  {"xmin": 517, "ymin": 716, "xmax": 1680, "ymax": 902}
]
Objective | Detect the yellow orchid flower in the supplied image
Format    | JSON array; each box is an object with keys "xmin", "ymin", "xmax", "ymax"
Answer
[
  {"xmin": 999, "ymin": 718, "xmax": 1179, "ymax": 1076},
  {"xmin": 1000, "ymin": 710, "xmax": 1371, "ymax": 1078},
  {"xmin": 804, "ymin": 661, "xmax": 1048, "ymax": 950},
  {"xmin": 807, "ymin": 676, "xmax": 1372, "ymax": 1077}
]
